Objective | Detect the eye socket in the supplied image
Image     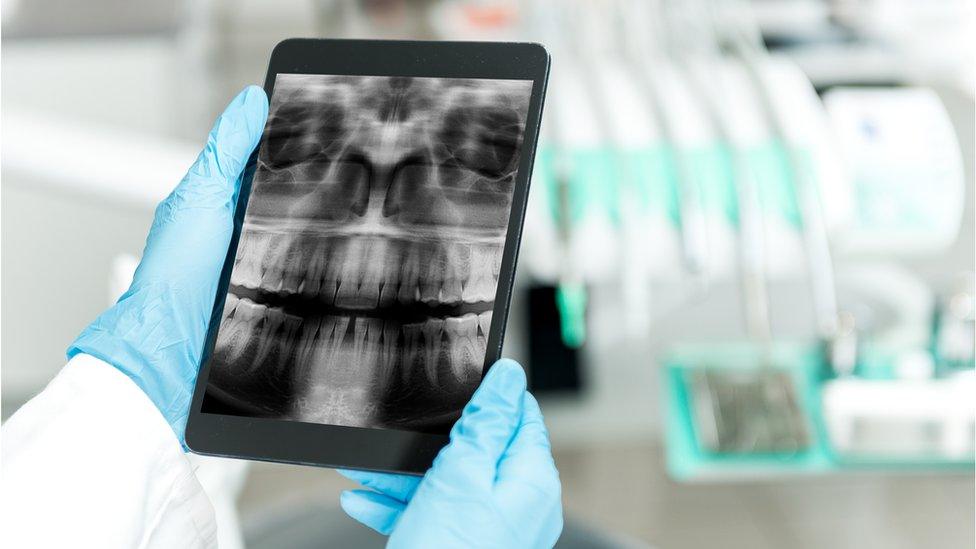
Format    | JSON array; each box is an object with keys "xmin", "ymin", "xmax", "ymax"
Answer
[
  {"xmin": 439, "ymin": 105, "xmax": 522, "ymax": 180},
  {"xmin": 263, "ymin": 102, "xmax": 350, "ymax": 172}
]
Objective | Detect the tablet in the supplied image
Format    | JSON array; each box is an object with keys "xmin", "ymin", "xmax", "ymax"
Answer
[{"xmin": 186, "ymin": 38, "xmax": 549, "ymax": 474}]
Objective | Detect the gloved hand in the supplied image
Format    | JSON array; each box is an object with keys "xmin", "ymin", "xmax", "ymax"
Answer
[
  {"xmin": 67, "ymin": 86, "xmax": 269, "ymax": 442},
  {"xmin": 340, "ymin": 359, "xmax": 564, "ymax": 548}
]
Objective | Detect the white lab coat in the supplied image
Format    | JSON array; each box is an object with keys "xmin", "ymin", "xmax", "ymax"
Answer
[{"xmin": 1, "ymin": 354, "xmax": 218, "ymax": 548}]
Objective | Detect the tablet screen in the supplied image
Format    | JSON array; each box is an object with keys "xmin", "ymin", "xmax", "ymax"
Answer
[{"xmin": 201, "ymin": 74, "xmax": 533, "ymax": 434}]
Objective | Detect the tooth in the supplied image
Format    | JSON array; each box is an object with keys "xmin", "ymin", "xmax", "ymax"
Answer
[
  {"xmin": 440, "ymin": 244, "xmax": 463, "ymax": 305},
  {"xmin": 234, "ymin": 231, "xmax": 268, "ymax": 289},
  {"xmin": 477, "ymin": 311, "xmax": 492, "ymax": 338},
  {"xmin": 357, "ymin": 238, "xmax": 384, "ymax": 308},
  {"xmin": 462, "ymin": 245, "xmax": 496, "ymax": 302},
  {"xmin": 230, "ymin": 232, "xmax": 250, "ymax": 287},
  {"xmin": 420, "ymin": 245, "xmax": 444, "ymax": 305},
  {"xmin": 375, "ymin": 322, "xmax": 400, "ymax": 394},
  {"xmin": 274, "ymin": 313, "xmax": 303, "ymax": 374},
  {"xmin": 476, "ymin": 311, "xmax": 491, "ymax": 361},
  {"xmin": 377, "ymin": 240, "xmax": 402, "ymax": 307},
  {"xmin": 222, "ymin": 293, "xmax": 240, "ymax": 319},
  {"xmin": 440, "ymin": 244, "xmax": 466, "ymax": 305},
  {"xmin": 321, "ymin": 237, "xmax": 344, "ymax": 304},
  {"xmin": 421, "ymin": 318, "xmax": 445, "ymax": 385},
  {"xmin": 216, "ymin": 297, "xmax": 263, "ymax": 366},
  {"xmin": 401, "ymin": 322, "xmax": 423, "ymax": 385},
  {"xmin": 491, "ymin": 245, "xmax": 503, "ymax": 279},
  {"xmin": 260, "ymin": 232, "xmax": 289, "ymax": 292},
  {"xmin": 215, "ymin": 296, "xmax": 248, "ymax": 362},
  {"xmin": 293, "ymin": 317, "xmax": 322, "ymax": 384},
  {"xmin": 336, "ymin": 238, "xmax": 380, "ymax": 309},
  {"xmin": 323, "ymin": 315, "xmax": 351, "ymax": 365},
  {"xmin": 301, "ymin": 238, "xmax": 327, "ymax": 299},
  {"xmin": 352, "ymin": 318, "xmax": 381, "ymax": 373},
  {"xmin": 243, "ymin": 302, "xmax": 274, "ymax": 374},
  {"xmin": 335, "ymin": 238, "xmax": 364, "ymax": 308},
  {"xmin": 444, "ymin": 313, "xmax": 480, "ymax": 382},
  {"xmin": 398, "ymin": 242, "xmax": 421, "ymax": 304},
  {"xmin": 280, "ymin": 237, "xmax": 306, "ymax": 295}
]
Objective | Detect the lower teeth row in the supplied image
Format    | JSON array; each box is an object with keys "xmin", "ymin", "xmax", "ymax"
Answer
[{"xmin": 209, "ymin": 294, "xmax": 492, "ymax": 428}]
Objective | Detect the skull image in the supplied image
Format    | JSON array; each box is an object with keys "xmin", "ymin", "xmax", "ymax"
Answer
[{"xmin": 204, "ymin": 74, "xmax": 533, "ymax": 433}]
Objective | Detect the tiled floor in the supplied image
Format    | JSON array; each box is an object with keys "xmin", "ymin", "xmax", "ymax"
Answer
[{"xmin": 238, "ymin": 442, "xmax": 974, "ymax": 548}]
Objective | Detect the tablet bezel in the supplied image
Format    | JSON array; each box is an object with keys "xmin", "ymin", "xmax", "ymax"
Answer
[{"xmin": 185, "ymin": 38, "xmax": 549, "ymax": 474}]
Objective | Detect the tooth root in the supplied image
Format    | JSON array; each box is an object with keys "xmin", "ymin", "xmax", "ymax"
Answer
[
  {"xmin": 440, "ymin": 244, "xmax": 465, "ymax": 305},
  {"xmin": 275, "ymin": 314, "xmax": 303, "ymax": 374},
  {"xmin": 491, "ymin": 245, "xmax": 503, "ymax": 279},
  {"xmin": 280, "ymin": 237, "xmax": 306, "ymax": 295},
  {"xmin": 302, "ymin": 239, "xmax": 327, "ymax": 299},
  {"xmin": 378, "ymin": 241, "xmax": 402, "ymax": 307},
  {"xmin": 335, "ymin": 238, "xmax": 365, "ymax": 308},
  {"xmin": 376, "ymin": 323, "xmax": 400, "ymax": 394},
  {"xmin": 358, "ymin": 238, "xmax": 384, "ymax": 308},
  {"xmin": 321, "ymin": 237, "xmax": 344, "ymax": 305},
  {"xmin": 444, "ymin": 313, "xmax": 480, "ymax": 382},
  {"xmin": 421, "ymin": 319, "xmax": 445, "ymax": 385},
  {"xmin": 326, "ymin": 316, "xmax": 351, "ymax": 364},
  {"xmin": 398, "ymin": 243, "xmax": 421, "ymax": 305},
  {"xmin": 361, "ymin": 318, "xmax": 384, "ymax": 390},
  {"xmin": 246, "ymin": 302, "xmax": 275, "ymax": 373},
  {"xmin": 293, "ymin": 317, "xmax": 321, "ymax": 385},
  {"xmin": 230, "ymin": 233, "xmax": 250, "ymax": 287},
  {"xmin": 420, "ymin": 245, "xmax": 444, "ymax": 305},
  {"xmin": 352, "ymin": 318, "xmax": 381, "ymax": 372},
  {"xmin": 261, "ymin": 233, "xmax": 288, "ymax": 292},
  {"xmin": 401, "ymin": 323, "xmax": 423, "ymax": 385}
]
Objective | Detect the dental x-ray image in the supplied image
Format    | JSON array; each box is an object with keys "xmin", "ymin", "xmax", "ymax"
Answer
[{"xmin": 202, "ymin": 74, "xmax": 533, "ymax": 434}]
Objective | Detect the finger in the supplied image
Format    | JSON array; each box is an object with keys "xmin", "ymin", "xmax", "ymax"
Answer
[
  {"xmin": 339, "ymin": 489, "xmax": 405, "ymax": 536},
  {"xmin": 169, "ymin": 86, "xmax": 269, "ymax": 212},
  {"xmin": 496, "ymin": 392, "xmax": 556, "ymax": 480},
  {"xmin": 338, "ymin": 469, "xmax": 421, "ymax": 502},
  {"xmin": 431, "ymin": 358, "xmax": 526, "ymax": 486}
]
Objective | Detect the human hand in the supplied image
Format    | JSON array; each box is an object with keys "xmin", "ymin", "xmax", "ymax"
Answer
[
  {"xmin": 67, "ymin": 86, "xmax": 269, "ymax": 441},
  {"xmin": 339, "ymin": 359, "xmax": 564, "ymax": 548}
]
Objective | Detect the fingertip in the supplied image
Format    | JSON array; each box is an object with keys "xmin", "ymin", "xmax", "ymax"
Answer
[
  {"xmin": 240, "ymin": 85, "xmax": 270, "ymax": 120},
  {"xmin": 483, "ymin": 358, "xmax": 527, "ymax": 393},
  {"xmin": 339, "ymin": 490, "xmax": 402, "ymax": 536},
  {"xmin": 464, "ymin": 358, "xmax": 525, "ymax": 419}
]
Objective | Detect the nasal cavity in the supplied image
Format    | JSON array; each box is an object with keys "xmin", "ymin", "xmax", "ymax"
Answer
[
  {"xmin": 383, "ymin": 153, "xmax": 430, "ymax": 217},
  {"xmin": 340, "ymin": 151, "xmax": 373, "ymax": 218}
]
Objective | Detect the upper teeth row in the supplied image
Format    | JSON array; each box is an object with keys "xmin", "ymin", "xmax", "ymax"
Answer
[{"xmin": 231, "ymin": 229, "xmax": 504, "ymax": 308}]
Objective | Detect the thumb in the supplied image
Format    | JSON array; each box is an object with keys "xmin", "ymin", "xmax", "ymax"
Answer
[
  {"xmin": 167, "ymin": 85, "xmax": 269, "ymax": 215},
  {"xmin": 134, "ymin": 87, "xmax": 268, "ymax": 283},
  {"xmin": 429, "ymin": 359, "xmax": 526, "ymax": 487}
]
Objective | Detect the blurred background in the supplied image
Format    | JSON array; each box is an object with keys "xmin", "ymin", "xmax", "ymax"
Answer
[{"xmin": 2, "ymin": 0, "xmax": 974, "ymax": 547}]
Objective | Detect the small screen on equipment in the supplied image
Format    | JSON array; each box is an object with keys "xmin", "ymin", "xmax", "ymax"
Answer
[{"xmin": 202, "ymin": 74, "xmax": 533, "ymax": 434}]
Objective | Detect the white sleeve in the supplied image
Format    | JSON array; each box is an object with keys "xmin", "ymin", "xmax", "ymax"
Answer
[{"xmin": 1, "ymin": 354, "xmax": 217, "ymax": 549}]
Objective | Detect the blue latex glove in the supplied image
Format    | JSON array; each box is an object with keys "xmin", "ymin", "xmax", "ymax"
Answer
[
  {"xmin": 67, "ymin": 86, "xmax": 269, "ymax": 441},
  {"xmin": 340, "ymin": 359, "xmax": 564, "ymax": 548}
]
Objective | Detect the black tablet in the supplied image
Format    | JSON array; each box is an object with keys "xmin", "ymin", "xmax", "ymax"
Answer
[{"xmin": 185, "ymin": 38, "xmax": 549, "ymax": 474}]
